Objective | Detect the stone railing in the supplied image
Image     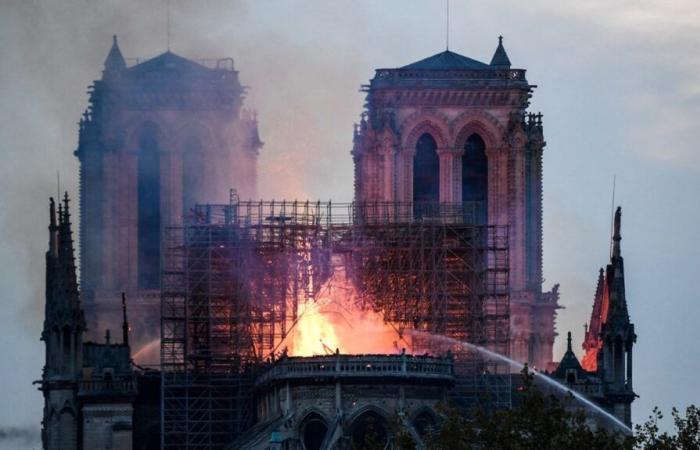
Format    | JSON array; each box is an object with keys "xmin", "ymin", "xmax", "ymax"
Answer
[
  {"xmin": 78, "ymin": 378, "xmax": 137, "ymax": 396},
  {"xmin": 373, "ymin": 68, "xmax": 527, "ymax": 82},
  {"xmin": 255, "ymin": 353, "xmax": 454, "ymax": 386}
]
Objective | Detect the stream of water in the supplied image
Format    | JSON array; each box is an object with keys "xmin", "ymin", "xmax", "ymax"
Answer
[{"xmin": 407, "ymin": 330, "xmax": 632, "ymax": 434}]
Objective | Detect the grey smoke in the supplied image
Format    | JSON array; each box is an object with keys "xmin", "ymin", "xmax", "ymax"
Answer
[{"xmin": 0, "ymin": 426, "xmax": 39, "ymax": 443}]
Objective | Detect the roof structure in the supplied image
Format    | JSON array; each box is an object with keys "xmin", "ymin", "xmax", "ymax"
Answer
[
  {"xmin": 401, "ymin": 50, "xmax": 491, "ymax": 70},
  {"xmin": 490, "ymin": 36, "xmax": 511, "ymax": 68},
  {"xmin": 127, "ymin": 51, "xmax": 216, "ymax": 77},
  {"xmin": 104, "ymin": 35, "xmax": 126, "ymax": 73},
  {"xmin": 553, "ymin": 332, "xmax": 585, "ymax": 380}
]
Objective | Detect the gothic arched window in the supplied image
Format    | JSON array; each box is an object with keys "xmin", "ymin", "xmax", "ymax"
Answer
[
  {"xmin": 300, "ymin": 413, "xmax": 328, "ymax": 450},
  {"xmin": 413, "ymin": 133, "xmax": 440, "ymax": 215},
  {"xmin": 350, "ymin": 411, "xmax": 388, "ymax": 449},
  {"xmin": 137, "ymin": 124, "xmax": 161, "ymax": 290},
  {"xmin": 462, "ymin": 133, "xmax": 488, "ymax": 222}
]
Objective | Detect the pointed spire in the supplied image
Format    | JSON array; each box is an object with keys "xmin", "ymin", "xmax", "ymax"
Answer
[
  {"xmin": 490, "ymin": 35, "xmax": 511, "ymax": 68},
  {"xmin": 122, "ymin": 292, "xmax": 130, "ymax": 347},
  {"xmin": 48, "ymin": 197, "xmax": 58, "ymax": 257},
  {"xmin": 104, "ymin": 34, "xmax": 126, "ymax": 76},
  {"xmin": 567, "ymin": 331, "xmax": 573, "ymax": 352},
  {"xmin": 62, "ymin": 191, "xmax": 71, "ymax": 224},
  {"xmin": 612, "ymin": 206, "xmax": 622, "ymax": 258},
  {"xmin": 57, "ymin": 192, "xmax": 79, "ymax": 304}
]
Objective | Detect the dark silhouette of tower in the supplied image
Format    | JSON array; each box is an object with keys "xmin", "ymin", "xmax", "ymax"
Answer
[
  {"xmin": 40, "ymin": 195, "xmax": 85, "ymax": 450},
  {"xmin": 596, "ymin": 207, "xmax": 636, "ymax": 425},
  {"xmin": 557, "ymin": 207, "xmax": 636, "ymax": 427}
]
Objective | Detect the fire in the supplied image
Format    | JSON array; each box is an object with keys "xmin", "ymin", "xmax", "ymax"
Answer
[{"xmin": 286, "ymin": 257, "xmax": 406, "ymax": 356}]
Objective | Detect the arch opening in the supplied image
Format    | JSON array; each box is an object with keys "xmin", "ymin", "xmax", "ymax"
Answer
[
  {"xmin": 137, "ymin": 125, "xmax": 161, "ymax": 290},
  {"xmin": 462, "ymin": 133, "xmax": 488, "ymax": 222},
  {"xmin": 413, "ymin": 133, "xmax": 440, "ymax": 217},
  {"xmin": 413, "ymin": 411, "xmax": 436, "ymax": 437},
  {"xmin": 350, "ymin": 411, "xmax": 388, "ymax": 450},
  {"xmin": 301, "ymin": 413, "xmax": 328, "ymax": 450}
]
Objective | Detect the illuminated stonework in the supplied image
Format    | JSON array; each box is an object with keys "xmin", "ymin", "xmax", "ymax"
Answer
[{"xmin": 352, "ymin": 38, "xmax": 559, "ymax": 368}]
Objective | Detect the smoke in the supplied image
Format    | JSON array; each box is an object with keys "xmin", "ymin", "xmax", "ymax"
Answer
[{"xmin": 0, "ymin": 426, "xmax": 40, "ymax": 448}]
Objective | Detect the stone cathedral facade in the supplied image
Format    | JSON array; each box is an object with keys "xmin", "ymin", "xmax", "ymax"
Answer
[
  {"xmin": 352, "ymin": 38, "xmax": 559, "ymax": 369},
  {"xmin": 75, "ymin": 37, "xmax": 262, "ymax": 349},
  {"xmin": 38, "ymin": 33, "xmax": 637, "ymax": 450}
]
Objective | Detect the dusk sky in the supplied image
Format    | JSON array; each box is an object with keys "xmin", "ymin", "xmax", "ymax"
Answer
[{"xmin": 1, "ymin": 1, "xmax": 699, "ymax": 448}]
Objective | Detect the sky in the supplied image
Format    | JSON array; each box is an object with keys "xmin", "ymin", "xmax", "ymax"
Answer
[{"xmin": 1, "ymin": 0, "xmax": 699, "ymax": 447}]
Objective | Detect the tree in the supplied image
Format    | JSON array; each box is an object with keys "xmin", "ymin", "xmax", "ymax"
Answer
[
  {"xmin": 634, "ymin": 405, "xmax": 700, "ymax": 450},
  {"xmin": 394, "ymin": 367, "xmax": 699, "ymax": 449}
]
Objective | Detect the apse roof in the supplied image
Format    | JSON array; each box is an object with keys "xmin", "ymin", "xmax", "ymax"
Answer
[{"xmin": 401, "ymin": 50, "xmax": 491, "ymax": 70}]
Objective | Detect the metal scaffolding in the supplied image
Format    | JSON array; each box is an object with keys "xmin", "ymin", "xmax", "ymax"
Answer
[{"xmin": 161, "ymin": 201, "xmax": 510, "ymax": 449}]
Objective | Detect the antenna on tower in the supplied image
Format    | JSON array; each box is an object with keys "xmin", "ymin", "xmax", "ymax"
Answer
[
  {"xmin": 445, "ymin": 0, "xmax": 450, "ymax": 50},
  {"xmin": 609, "ymin": 174, "xmax": 616, "ymax": 258},
  {"xmin": 166, "ymin": 0, "xmax": 171, "ymax": 51}
]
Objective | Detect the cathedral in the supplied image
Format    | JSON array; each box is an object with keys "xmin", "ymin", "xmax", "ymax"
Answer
[{"xmin": 38, "ymin": 34, "xmax": 635, "ymax": 450}]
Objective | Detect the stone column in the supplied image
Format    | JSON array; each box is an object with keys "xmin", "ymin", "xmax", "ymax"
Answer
[
  {"xmin": 124, "ymin": 152, "xmax": 138, "ymax": 292},
  {"xmin": 437, "ymin": 147, "xmax": 462, "ymax": 204},
  {"xmin": 626, "ymin": 343, "xmax": 633, "ymax": 390},
  {"xmin": 102, "ymin": 151, "xmax": 117, "ymax": 291},
  {"xmin": 159, "ymin": 145, "xmax": 184, "ymax": 229},
  {"xmin": 379, "ymin": 147, "xmax": 395, "ymax": 203},
  {"xmin": 510, "ymin": 143, "xmax": 527, "ymax": 293},
  {"xmin": 396, "ymin": 147, "xmax": 416, "ymax": 212},
  {"xmin": 486, "ymin": 146, "xmax": 508, "ymax": 226}
]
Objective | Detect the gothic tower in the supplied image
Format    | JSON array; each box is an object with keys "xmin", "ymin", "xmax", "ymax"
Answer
[
  {"xmin": 352, "ymin": 37, "xmax": 559, "ymax": 368},
  {"xmin": 75, "ymin": 36, "xmax": 262, "ymax": 349},
  {"xmin": 40, "ymin": 195, "xmax": 86, "ymax": 450},
  {"xmin": 582, "ymin": 207, "xmax": 636, "ymax": 426}
]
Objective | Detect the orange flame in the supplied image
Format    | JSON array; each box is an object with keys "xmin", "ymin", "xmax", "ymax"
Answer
[{"xmin": 286, "ymin": 257, "xmax": 406, "ymax": 356}]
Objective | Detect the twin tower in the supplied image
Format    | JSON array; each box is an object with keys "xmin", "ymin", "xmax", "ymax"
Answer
[
  {"xmin": 77, "ymin": 36, "xmax": 557, "ymax": 368},
  {"xmin": 353, "ymin": 39, "xmax": 559, "ymax": 368}
]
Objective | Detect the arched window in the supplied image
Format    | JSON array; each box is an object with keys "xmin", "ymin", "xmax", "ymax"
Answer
[
  {"xmin": 413, "ymin": 133, "xmax": 440, "ymax": 215},
  {"xmin": 137, "ymin": 124, "xmax": 161, "ymax": 289},
  {"xmin": 462, "ymin": 133, "xmax": 488, "ymax": 222},
  {"xmin": 351, "ymin": 411, "xmax": 388, "ymax": 449},
  {"xmin": 300, "ymin": 413, "xmax": 328, "ymax": 450},
  {"xmin": 413, "ymin": 411, "xmax": 436, "ymax": 437}
]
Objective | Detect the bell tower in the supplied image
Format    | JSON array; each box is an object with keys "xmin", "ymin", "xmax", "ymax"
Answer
[
  {"xmin": 75, "ymin": 36, "xmax": 262, "ymax": 350},
  {"xmin": 352, "ymin": 37, "xmax": 560, "ymax": 368},
  {"xmin": 40, "ymin": 195, "xmax": 86, "ymax": 450}
]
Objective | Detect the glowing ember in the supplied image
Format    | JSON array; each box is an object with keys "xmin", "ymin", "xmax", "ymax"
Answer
[{"xmin": 286, "ymin": 256, "xmax": 406, "ymax": 356}]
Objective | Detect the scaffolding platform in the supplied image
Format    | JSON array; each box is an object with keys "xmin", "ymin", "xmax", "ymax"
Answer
[{"xmin": 161, "ymin": 200, "xmax": 510, "ymax": 449}]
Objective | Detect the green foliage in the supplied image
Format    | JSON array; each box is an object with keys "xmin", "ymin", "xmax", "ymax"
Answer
[
  {"xmin": 634, "ymin": 405, "xmax": 700, "ymax": 450},
  {"xmin": 399, "ymin": 367, "xmax": 699, "ymax": 450},
  {"xmin": 389, "ymin": 415, "xmax": 418, "ymax": 450}
]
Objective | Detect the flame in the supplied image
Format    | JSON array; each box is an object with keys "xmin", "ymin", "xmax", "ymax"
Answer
[{"xmin": 286, "ymin": 257, "xmax": 406, "ymax": 356}]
